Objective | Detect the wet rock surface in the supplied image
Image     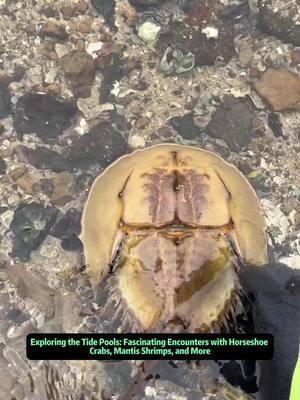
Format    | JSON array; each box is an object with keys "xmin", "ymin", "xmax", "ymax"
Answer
[
  {"xmin": 206, "ymin": 96, "xmax": 256, "ymax": 150},
  {"xmin": 65, "ymin": 121, "xmax": 129, "ymax": 168},
  {"xmin": 9, "ymin": 203, "xmax": 58, "ymax": 261},
  {"xmin": 13, "ymin": 93, "xmax": 78, "ymax": 140}
]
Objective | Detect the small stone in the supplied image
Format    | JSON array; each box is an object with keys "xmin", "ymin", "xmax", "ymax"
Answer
[
  {"xmin": 40, "ymin": 20, "xmax": 68, "ymax": 40},
  {"xmin": 268, "ymin": 113, "xmax": 283, "ymax": 137},
  {"xmin": 137, "ymin": 20, "xmax": 161, "ymax": 43},
  {"xmin": 135, "ymin": 116, "xmax": 150, "ymax": 129},
  {"xmin": 201, "ymin": 26, "xmax": 219, "ymax": 40},
  {"xmin": 51, "ymin": 171, "xmax": 75, "ymax": 203},
  {"xmin": 51, "ymin": 208, "xmax": 81, "ymax": 238},
  {"xmin": 0, "ymin": 124, "xmax": 5, "ymax": 134},
  {"xmin": 255, "ymin": 68, "xmax": 300, "ymax": 111},
  {"xmin": 70, "ymin": 17, "xmax": 92, "ymax": 33},
  {"xmin": 17, "ymin": 145, "xmax": 69, "ymax": 173},
  {"xmin": 76, "ymin": 0, "xmax": 88, "ymax": 13},
  {"xmin": 55, "ymin": 43, "xmax": 69, "ymax": 58},
  {"xmin": 9, "ymin": 166, "xmax": 27, "ymax": 181},
  {"xmin": 7, "ymin": 193, "xmax": 21, "ymax": 207},
  {"xmin": 13, "ymin": 93, "xmax": 77, "ymax": 140},
  {"xmin": 129, "ymin": 134, "xmax": 145, "ymax": 148},
  {"xmin": 61, "ymin": 6, "xmax": 76, "ymax": 20},
  {"xmin": 168, "ymin": 113, "xmax": 202, "ymax": 140},
  {"xmin": 60, "ymin": 50, "xmax": 95, "ymax": 98},
  {"xmin": 206, "ymin": 96, "xmax": 255, "ymax": 150},
  {"xmin": 10, "ymin": 203, "xmax": 58, "ymax": 261},
  {"xmin": 91, "ymin": 0, "xmax": 116, "ymax": 31},
  {"xmin": 16, "ymin": 172, "xmax": 34, "ymax": 193},
  {"xmin": 45, "ymin": 83, "xmax": 62, "ymax": 95},
  {"xmin": 0, "ymin": 84, "xmax": 12, "ymax": 118},
  {"xmin": 65, "ymin": 121, "xmax": 129, "ymax": 168},
  {"xmin": 0, "ymin": 157, "xmax": 7, "ymax": 175},
  {"xmin": 99, "ymin": 53, "xmax": 124, "ymax": 102}
]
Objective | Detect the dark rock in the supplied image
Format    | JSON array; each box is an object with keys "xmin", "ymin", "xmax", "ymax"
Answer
[
  {"xmin": 17, "ymin": 145, "xmax": 69, "ymax": 173},
  {"xmin": 168, "ymin": 113, "xmax": 203, "ymax": 140},
  {"xmin": 51, "ymin": 208, "xmax": 81, "ymax": 239},
  {"xmin": 257, "ymin": 0, "xmax": 300, "ymax": 46},
  {"xmin": 13, "ymin": 93, "xmax": 77, "ymax": 140},
  {"xmin": 99, "ymin": 54, "xmax": 124, "ymax": 103},
  {"xmin": 65, "ymin": 122, "xmax": 129, "ymax": 168},
  {"xmin": 51, "ymin": 208, "xmax": 82, "ymax": 252},
  {"xmin": 39, "ymin": 20, "xmax": 68, "ymax": 40},
  {"xmin": 268, "ymin": 113, "xmax": 283, "ymax": 137},
  {"xmin": 219, "ymin": 2, "xmax": 249, "ymax": 22},
  {"xmin": 60, "ymin": 51, "xmax": 95, "ymax": 98},
  {"xmin": 206, "ymin": 96, "xmax": 255, "ymax": 150},
  {"xmin": 91, "ymin": 0, "xmax": 116, "ymax": 31},
  {"xmin": 10, "ymin": 203, "xmax": 58, "ymax": 261},
  {"xmin": 6, "ymin": 308, "xmax": 28, "ymax": 323},
  {"xmin": 61, "ymin": 236, "xmax": 83, "ymax": 252},
  {"xmin": 158, "ymin": 19, "xmax": 235, "ymax": 68},
  {"xmin": 238, "ymin": 263, "xmax": 300, "ymax": 400},
  {"xmin": 0, "ymin": 85, "xmax": 12, "ymax": 118},
  {"xmin": 76, "ymin": 173, "xmax": 95, "ymax": 192},
  {"xmin": 0, "ymin": 157, "xmax": 7, "ymax": 175}
]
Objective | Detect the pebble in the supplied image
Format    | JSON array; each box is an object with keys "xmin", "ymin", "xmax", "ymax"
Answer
[
  {"xmin": 13, "ymin": 93, "xmax": 77, "ymax": 140},
  {"xmin": 137, "ymin": 20, "xmax": 161, "ymax": 43},
  {"xmin": 16, "ymin": 145, "xmax": 69, "ymax": 173},
  {"xmin": 50, "ymin": 171, "xmax": 75, "ymax": 204},
  {"xmin": 135, "ymin": 116, "xmax": 150, "ymax": 129},
  {"xmin": 0, "ymin": 85, "xmax": 12, "ymax": 118},
  {"xmin": 91, "ymin": 0, "xmax": 116, "ymax": 31},
  {"xmin": 65, "ymin": 121, "xmax": 129, "ymax": 168},
  {"xmin": 206, "ymin": 96, "xmax": 255, "ymax": 150},
  {"xmin": 33, "ymin": 179, "xmax": 54, "ymax": 197},
  {"xmin": 255, "ymin": 68, "xmax": 300, "ymax": 111},
  {"xmin": 168, "ymin": 113, "xmax": 203, "ymax": 140},
  {"xmin": 60, "ymin": 50, "xmax": 95, "ymax": 98},
  {"xmin": 15, "ymin": 172, "xmax": 34, "ymax": 194},
  {"xmin": 39, "ymin": 20, "xmax": 68, "ymax": 40},
  {"xmin": 9, "ymin": 203, "xmax": 59, "ymax": 261}
]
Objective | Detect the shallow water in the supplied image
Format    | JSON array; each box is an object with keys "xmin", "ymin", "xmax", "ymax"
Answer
[{"xmin": 0, "ymin": 0, "xmax": 300, "ymax": 399}]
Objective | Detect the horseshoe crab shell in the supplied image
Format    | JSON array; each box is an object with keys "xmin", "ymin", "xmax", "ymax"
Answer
[{"xmin": 80, "ymin": 144, "xmax": 268, "ymax": 332}]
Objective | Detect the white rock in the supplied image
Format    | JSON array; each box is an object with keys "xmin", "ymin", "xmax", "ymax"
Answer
[
  {"xmin": 55, "ymin": 43, "xmax": 69, "ymax": 58},
  {"xmin": 279, "ymin": 255, "xmax": 300, "ymax": 269},
  {"xmin": 138, "ymin": 21, "xmax": 161, "ymax": 43},
  {"xmin": 202, "ymin": 26, "xmax": 219, "ymax": 40},
  {"xmin": 129, "ymin": 134, "xmax": 145, "ymax": 149},
  {"xmin": 86, "ymin": 41, "xmax": 103, "ymax": 56}
]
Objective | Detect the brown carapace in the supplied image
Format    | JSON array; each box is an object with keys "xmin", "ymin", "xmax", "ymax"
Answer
[{"xmin": 80, "ymin": 144, "xmax": 268, "ymax": 333}]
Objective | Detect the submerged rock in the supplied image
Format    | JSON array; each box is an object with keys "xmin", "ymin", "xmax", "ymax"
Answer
[
  {"xmin": 65, "ymin": 122, "xmax": 129, "ymax": 168},
  {"xmin": 51, "ymin": 208, "xmax": 82, "ymax": 252},
  {"xmin": 91, "ymin": 0, "xmax": 116, "ymax": 31},
  {"xmin": 168, "ymin": 113, "xmax": 203, "ymax": 140},
  {"xmin": 129, "ymin": 0, "xmax": 164, "ymax": 7},
  {"xmin": 255, "ymin": 68, "xmax": 300, "ymax": 111},
  {"xmin": 9, "ymin": 203, "xmax": 58, "ymax": 261},
  {"xmin": 238, "ymin": 262, "xmax": 300, "ymax": 400},
  {"xmin": 0, "ymin": 85, "xmax": 12, "ymax": 118},
  {"xmin": 17, "ymin": 145, "xmax": 69, "ymax": 173},
  {"xmin": 257, "ymin": 0, "xmax": 300, "ymax": 46},
  {"xmin": 60, "ymin": 51, "xmax": 95, "ymax": 98},
  {"xmin": 13, "ymin": 93, "xmax": 77, "ymax": 140},
  {"xmin": 206, "ymin": 96, "xmax": 255, "ymax": 150}
]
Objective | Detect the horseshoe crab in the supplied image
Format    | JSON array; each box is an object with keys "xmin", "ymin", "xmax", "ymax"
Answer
[{"xmin": 80, "ymin": 144, "xmax": 268, "ymax": 333}]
